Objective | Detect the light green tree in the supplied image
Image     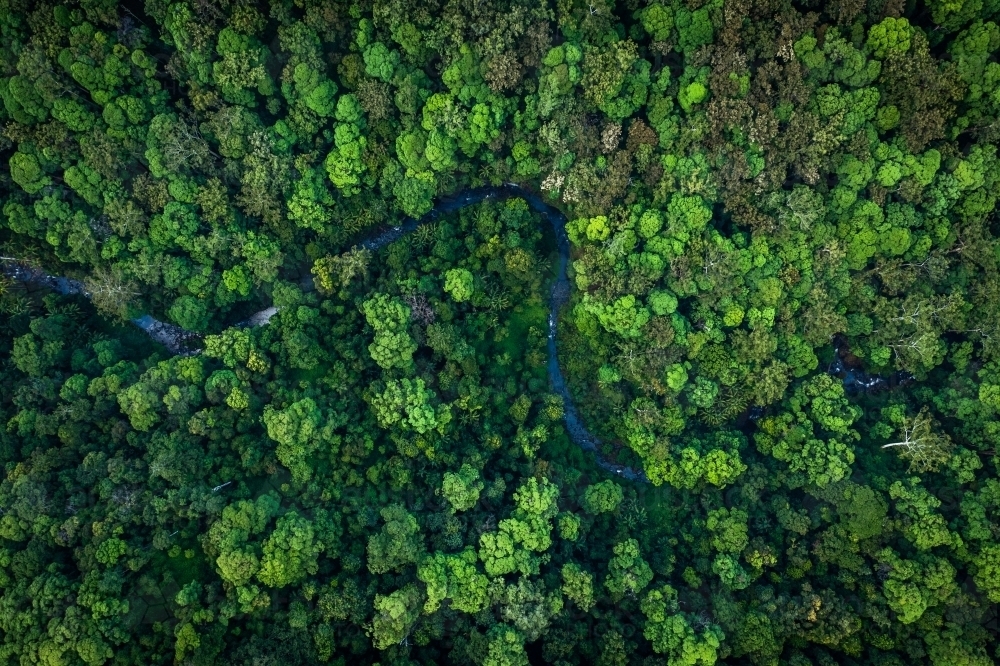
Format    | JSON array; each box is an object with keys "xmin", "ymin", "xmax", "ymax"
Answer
[
  {"xmin": 257, "ymin": 512, "xmax": 321, "ymax": 588},
  {"xmin": 368, "ymin": 504, "xmax": 424, "ymax": 574},
  {"xmin": 263, "ymin": 398, "xmax": 325, "ymax": 483},
  {"xmin": 362, "ymin": 294, "xmax": 418, "ymax": 370},
  {"xmin": 641, "ymin": 4, "xmax": 675, "ymax": 41},
  {"xmin": 973, "ymin": 545, "xmax": 1000, "ymax": 602},
  {"xmin": 889, "ymin": 478, "xmax": 959, "ymax": 551},
  {"xmin": 705, "ymin": 508, "xmax": 749, "ymax": 554},
  {"xmin": 9, "ymin": 152, "xmax": 50, "ymax": 194},
  {"xmin": 370, "ymin": 584, "xmax": 424, "ymax": 649},
  {"xmin": 417, "ymin": 547, "xmax": 489, "ymax": 614},
  {"xmin": 581, "ymin": 480, "xmax": 624, "ymax": 515},
  {"xmin": 561, "ymin": 563, "xmax": 595, "ymax": 612},
  {"xmin": 441, "ymin": 464, "xmax": 483, "ymax": 513},
  {"xmin": 479, "ymin": 478, "xmax": 559, "ymax": 577},
  {"xmin": 370, "ymin": 378, "xmax": 448, "ymax": 435},
  {"xmin": 484, "ymin": 625, "xmax": 529, "ymax": 666},
  {"xmin": 605, "ymin": 539, "xmax": 654, "ymax": 602},
  {"xmin": 443, "ymin": 268, "xmax": 475, "ymax": 302},
  {"xmin": 641, "ymin": 585, "xmax": 724, "ymax": 664}
]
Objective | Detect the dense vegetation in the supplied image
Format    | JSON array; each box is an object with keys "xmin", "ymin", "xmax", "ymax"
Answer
[{"xmin": 2, "ymin": 0, "xmax": 1000, "ymax": 664}]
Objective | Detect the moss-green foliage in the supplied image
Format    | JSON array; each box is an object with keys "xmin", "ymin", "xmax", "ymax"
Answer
[{"xmin": 0, "ymin": 2, "xmax": 999, "ymax": 665}]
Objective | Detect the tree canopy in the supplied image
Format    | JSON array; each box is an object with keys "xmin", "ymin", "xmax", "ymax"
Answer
[{"xmin": 1, "ymin": 1, "xmax": 1000, "ymax": 665}]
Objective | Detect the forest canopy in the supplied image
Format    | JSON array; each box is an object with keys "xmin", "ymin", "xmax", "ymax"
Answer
[{"xmin": 1, "ymin": 0, "xmax": 1000, "ymax": 665}]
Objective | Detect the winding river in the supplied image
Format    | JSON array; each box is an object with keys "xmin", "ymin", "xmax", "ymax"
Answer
[
  {"xmin": 3, "ymin": 185, "xmax": 648, "ymax": 481},
  {"xmin": 3, "ymin": 183, "xmax": 912, "ymax": 484},
  {"xmin": 1, "ymin": 261, "xmax": 199, "ymax": 355}
]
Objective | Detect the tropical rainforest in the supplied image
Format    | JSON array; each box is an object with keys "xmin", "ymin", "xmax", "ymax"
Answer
[{"xmin": 1, "ymin": 0, "xmax": 1000, "ymax": 664}]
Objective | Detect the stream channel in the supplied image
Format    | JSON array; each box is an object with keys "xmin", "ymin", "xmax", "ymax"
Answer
[{"xmin": 4, "ymin": 183, "xmax": 912, "ymax": 484}]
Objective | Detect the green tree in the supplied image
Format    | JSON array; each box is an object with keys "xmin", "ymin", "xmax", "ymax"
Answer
[
  {"xmin": 867, "ymin": 17, "xmax": 915, "ymax": 59},
  {"xmin": 263, "ymin": 398, "xmax": 325, "ymax": 483},
  {"xmin": 368, "ymin": 504, "xmax": 424, "ymax": 574},
  {"xmin": 325, "ymin": 95, "xmax": 368, "ymax": 195},
  {"xmin": 605, "ymin": 539, "xmax": 653, "ymax": 602},
  {"xmin": 363, "ymin": 42, "xmax": 400, "ymax": 82},
  {"xmin": 705, "ymin": 508, "xmax": 749, "ymax": 554},
  {"xmin": 889, "ymin": 478, "xmax": 959, "ymax": 551},
  {"xmin": 9, "ymin": 152, "xmax": 50, "ymax": 194},
  {"xmin": 370, "ymin": 584, "xmax": 424, "ymax": 649},
  {"xmin": 561, "ymin": 563, "xmax": 595, "ymax": 612},
  {"xmin": 711, "ymin": 553, "xmax": 750, "ymax": 591},
  {"xmin": 417, "ymin": 547, "xmax": 488, "ymax": 614},
  {"xmin": 362, "ymin": 294, "xmax": 418, "ymax": 370},
  {"xmin": 441, "ymin": 464, "xmax": 483, "ymax": 513},
  {"xmin": 972, "ymin": 544, "xmax": 1000, "ymax": 602},
  {"xmin": 484, "ymin": 625, "xmax": 530, "ymax": 666},
  {"xmin": 168, "ymin": 295, "xmax": 210, "ymax": 332},
  {"xmin": 370, "ymin": 378, "xmax": 447, "ymax": 434},
  {"xmin": 443, "ymin": 268, "xmax": 474, "ymax": 302},
  {"xmin": 257, "ymin": 512, "xmax": 321, "ymax": 588},
  {"xmin": 581, "ymin": 480, "xmax": 624, "ymax": 514},
  {"xmin": 206, "ymin": 494, "xmax": 279, "ymax": 594},
  {"xmin": 674, "ymin": 5, "xmax": 715, "ymax": 54},
  {"xmin": 641, "ymin": 585, "xmax": 723, "ymax": 665},
  {"xmin": 394, "ymin": 174, "xmax": 436, "ymax": 218},
  {"xmin": 755, "ymin": 374, "xmax": 861, "ymax": 487},
  {"xmin": 641, "ymin": 4, "xmax": 675, "ymax": 41},
  {"xmin": 480, "ymin": 478, "xmax": 559, "ymax": 577}
]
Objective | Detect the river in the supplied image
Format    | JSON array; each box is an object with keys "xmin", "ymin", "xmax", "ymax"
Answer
[{"xmin": 3, "ymin": 184, "xmax": 911, "ymax": 484}]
